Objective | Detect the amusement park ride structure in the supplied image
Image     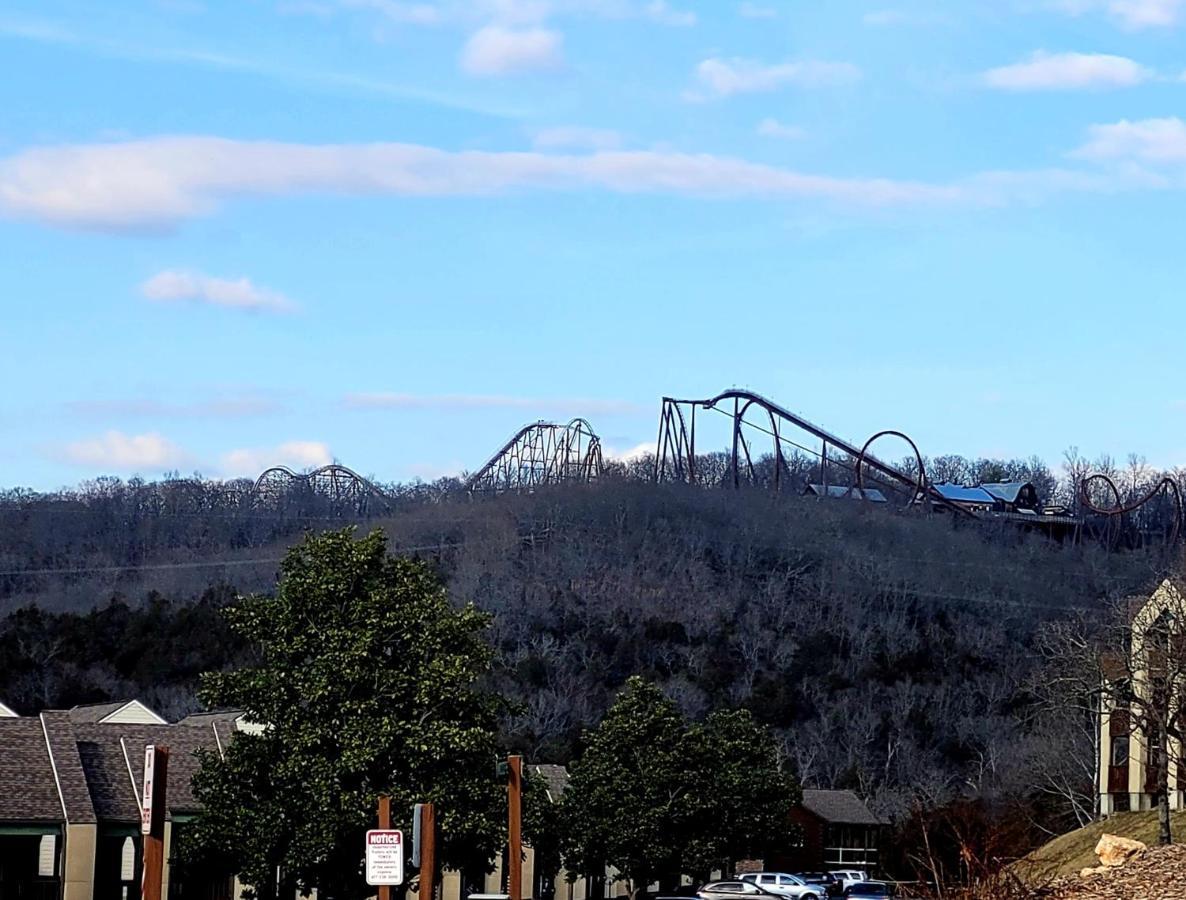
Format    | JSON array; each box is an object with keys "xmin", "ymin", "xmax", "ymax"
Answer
[{"xmin": 236, "ymin": 387, "xmax": 1181, "ymax": 547}]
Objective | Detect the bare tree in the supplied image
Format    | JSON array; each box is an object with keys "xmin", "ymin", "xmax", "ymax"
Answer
[{"xmin": 1038, "ymin": 577, "xmax": 1186, "ymax": 845}]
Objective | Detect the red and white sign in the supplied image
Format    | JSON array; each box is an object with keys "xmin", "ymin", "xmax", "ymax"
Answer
[
  {"xmin": 140, "ymin": 745, "xmax": 155, "ymax": 835},
  {"xmin": 365, "ymin": 830, "xmax": 404, "ymax": 886}
]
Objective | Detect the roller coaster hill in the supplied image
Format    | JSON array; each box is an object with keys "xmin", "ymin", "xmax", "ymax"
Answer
[{"xmin": 43, "ymin": 389, "xmax": 1179, "ymax": 552}]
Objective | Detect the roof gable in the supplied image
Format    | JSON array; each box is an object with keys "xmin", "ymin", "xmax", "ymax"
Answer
[
  {"xmin": 69, "ymin": 700, "xmax": 167, "ymax": 725},
  {"xmin": 0, "ymin": 700, "xmax": 17, "ymax": 717}
]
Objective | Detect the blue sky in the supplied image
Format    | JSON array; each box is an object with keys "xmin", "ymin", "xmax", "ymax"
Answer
[{"xmin": 3, "ymin": 0, "xmax": 1186, "ymax": 489}]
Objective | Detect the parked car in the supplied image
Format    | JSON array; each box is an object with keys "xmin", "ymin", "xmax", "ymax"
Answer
[
  {"xmin": 794, "ymin": 873, "xmax": 842, "ymax": 898},
  {"xmin": 736, "ymin": 872, "xmax": 824, "ymax": 900},
  {"xmin": 827, "ymin": 872, "xmax": 868, "ymax": 891},
  {"xmin": 843, "ymin": 882, "xmax": 892, "ymax": 899},
  {"xmin": 697, "ymin": 881, "xmax": 782, "ymax": 900}
]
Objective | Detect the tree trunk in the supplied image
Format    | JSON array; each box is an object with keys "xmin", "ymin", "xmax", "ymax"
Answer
[{"xmin": 1158, "ymin": 750, "xmax": 1173, "ymax": 846}]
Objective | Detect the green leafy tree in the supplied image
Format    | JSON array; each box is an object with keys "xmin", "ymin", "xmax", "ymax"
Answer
[
  {"xmin": 559, "ymin": 678, "xmax": 799, "ymax": 898},
  {"xmin": 181, "ymin": 528, "xmax": 504, "ymax": 900},
  {"xmin": 683, "ymin": 709, "xmax": 801, "ymax": 877}
]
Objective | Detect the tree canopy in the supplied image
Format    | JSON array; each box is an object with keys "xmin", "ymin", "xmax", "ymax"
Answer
[
  {"xmin": 182, "ymin": 528, "xmax": 505, "ymax": 899},
  {"xmin": 559, "ymin": 677, "xmax": 800, "ymax": 896}
]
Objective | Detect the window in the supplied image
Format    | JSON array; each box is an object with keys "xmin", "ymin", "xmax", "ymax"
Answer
[{"xmin": 1111, "ymin": 735, "xmax": 1130, "ymax": 767}]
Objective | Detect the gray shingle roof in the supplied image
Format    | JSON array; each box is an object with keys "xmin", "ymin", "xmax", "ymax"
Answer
[
  {"xmin": 41, "ymin": 711, "xmax": 98, "ymax": 824},
  {"xmin": 73, "ymin": 723, "xmax": 221, "ymax": 822},
  {"xmin": 800, "ymin": 790, "xmax": 882, "ymax": 826},
  {"xmin": 527, "ymin": 764, "xmax": 570, "ymax": 802},
  {"xmin": 0, "ymin": 718, "xmax": 67, "ymax": 822},
  {"xmin": 177, "ymin": 710, "xmax": 245, "ymax": 727},
  {"xmin": 68, "ymin": 701, "xmax": 134, "ymax": 723}
]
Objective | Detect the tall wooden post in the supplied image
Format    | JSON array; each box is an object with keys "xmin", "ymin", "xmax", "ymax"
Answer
[
  {"xmin": 508, "ymin": 755, "xmax": 523, "ymax": 900},
  {"xmin": 378, "ymin": 795, "xmax": 392, "ymax": 900},
  {"xmin": 418, "ymin": 803, "xmax": 436, "ymax": 900},
  {"xmin": 141, "ymin": 744, "xmax": 169, "ymax": 900}
]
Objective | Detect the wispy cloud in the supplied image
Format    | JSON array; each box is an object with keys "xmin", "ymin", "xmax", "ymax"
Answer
[
  {"xmin": 756, "ymin": 118, "xmax": 805, "ymax": 140},
  {"xmin": 1054, "ymin": 0, "xmax": 1185, "ymax": 28},
  {"xmin": 862, "ymin": 8, "xmax": 952, "ymax": 26},
  {"xmin": 690, "ymin": 57, "xmax": 861, "ymax": 99},
  {"xmin": 0, "ymin": 14, "xmax": 519, "ymax": 117},
  {"xmin": 460, "ymin": 24, "xmax": 563, "ymax": 75},
  {"xmin": 1071, "ymin": 116, "xmax": 1186, "ymax": 162},
  {"xmin": 738, "ymin": 2, "xmax": 777, "ymax": 18},
  {"xmin": 65, "ymin": 395, "xmax": 287, "ymax": 419},
  {"xmin": 60, "ymin": 431, "xmax": 191, "ymax": 470},
  {"xmin": 0, "ymin": 135, "xmax": 965, "ymax": 232},
  {"xmin": 531, "ymin": 125, "xmax": 623, "ymax": 151},
  {"xmin": 141, "ymin": 270, "xmax": 298, "ymax": 313},
  {"xmin": 983, "ymin": 51, "xmax": 1150, "ymax": 90},
  {"xmin": 344, "ymin": 392, "xmax": 645, "ymax": 414},
  {"xmin": 643, "ymin": 1, "xmax": 695, "ymax": 26},
  {"xmin": 219, "ymin": 440, "xmax": 333, "ymax": 477}
]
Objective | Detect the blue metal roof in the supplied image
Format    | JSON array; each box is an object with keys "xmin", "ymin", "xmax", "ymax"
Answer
[{"xmin": 930, "ymin": 483, "xmax": 997, "ymax": 504}]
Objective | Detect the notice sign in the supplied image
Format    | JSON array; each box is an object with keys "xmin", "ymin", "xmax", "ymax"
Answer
[{"xmin": 365, "ymin": 830, "xmax": 404, "ymax": 886}]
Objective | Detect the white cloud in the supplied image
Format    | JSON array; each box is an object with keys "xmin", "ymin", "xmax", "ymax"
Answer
[
  {"xmin": 336, "ymin": 0, "xmax": 443, "ymax": 24},
  {"xmin": 61, "ymin": 431, "xmax": 190, "ymax": 470},
  {"xmin": 983, "ymin": 51, "xmax": 1150, "ymax": 90},
  {"xmin": 220, "ymin": 440, "xmax": 333, "ymax": 477},
  {"xmin": 531, "ymin": 125, "xmax": 623, "ymax": 150},
  {"xmin": 0, "ymin": 135, "xmax": 964, "ymax": 231},
  {"xmin": 1053, "ymin": 0, "xmax": 1185, "ymax": 27},
  {"xmin": 756, "ymin": 118, "xmax": 805, "ymax": 140},
  {"xmin": 1071, "ymin": 117, "xmax": 1186, "ymax": 162},
  {"xmin": 460, "ymin": 25, "xmax": 562, "ymax": 75},
  {"xmin": 738, "ymin": 2, "xmax": 776, "ymax": 18},
  {"xmin": 141, "ymin": 269, "xmax": 298, "ymax": 313},
  {"xmin": 692, "ymin": 57, "xmax": 861, "ymax": 98},
  {"xmin": 344, "ymin": 392, "xmax": 643, "ymax": 414},
  {"xmin": 643, "ymin": 1, "xmax": 695, "ymax": 25},
  {"xmin": 604, "ymin": 441, "xmax": 656, "ymax": 462}
]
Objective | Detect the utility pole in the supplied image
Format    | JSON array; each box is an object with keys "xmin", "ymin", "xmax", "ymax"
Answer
[
  {"xmin": 418, "ymin": 803, "xmax": 436, "ymax": 900},
  {"xmin": 378, "ymin": 795, "xmax": 392, "ymax": 900},
  {"xmin": 140, "ymin": 744, "xmax": 169, "ymax": 900},
  {"xmin": 507, "ymin": 755, "xmax": 523, "ymax": 900}
]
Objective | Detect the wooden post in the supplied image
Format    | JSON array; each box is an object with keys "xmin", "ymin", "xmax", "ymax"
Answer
[
  {"xmin": 508, "ymin": 755, "xmax": 522, "ymax": 900},
  {"xmin": 141, "ymin": 744, "xmax": 170, "ymax": 900},
  {"xmin": 418, "ymin": 803, "xmax": 435, "ymax": 900},
  {"xmin": 378, "ymin": 795, "xmax": 392, "ymax": 900}
]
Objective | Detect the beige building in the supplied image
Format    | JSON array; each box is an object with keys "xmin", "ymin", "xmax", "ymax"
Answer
[{"xmin": 1098, "ymin": 579, "xmax": 1186, "ymax": 815}]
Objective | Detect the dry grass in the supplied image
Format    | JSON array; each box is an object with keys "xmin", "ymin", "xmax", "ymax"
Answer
[{"xmin": 1012, "ymin": 811, "xmax": 1186, "ymax": 884}]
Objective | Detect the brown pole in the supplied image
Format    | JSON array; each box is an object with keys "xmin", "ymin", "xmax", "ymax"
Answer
[
  {"xmin": 378, "ymin": 795, "xmax": 392, "ymax": 900},
  {"xmin": 418, "ymin": 803, "xmax": 436, "ymax": 900},
  {"xmin": 508, "ymin": 755, "xmax": 522, "ymax": 900},
  {"xmin": 141, "ymin": 745, "xmax": 169, "ymax": 900}
]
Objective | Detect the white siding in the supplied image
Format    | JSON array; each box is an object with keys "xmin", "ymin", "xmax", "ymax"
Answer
[
  {"xmin": 0, "ymin": 700, "xmax": 17, "ymax": 717},
  {"xmin": 99, "ymin": 701, "xmax": 168, "ymax": 725}
]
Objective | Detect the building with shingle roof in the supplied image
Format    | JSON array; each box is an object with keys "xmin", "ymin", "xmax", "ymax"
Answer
[
  {"xmin": 0, "ymin": 707, "xmax": 227, "ymax": 900},
  {"xmin": 782, "ymin": 789, "xmax": 884, "ymax": 875},
  {"xmin": 68, "ymin": 699, "xmax": 168, "ymax": 725}
]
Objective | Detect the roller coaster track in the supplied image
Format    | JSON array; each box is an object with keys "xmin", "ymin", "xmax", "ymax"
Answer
[
  {"xmin": 251, "ymin": 464, "xmax": 393, "ymax": 516},
  {"xmin": 653, "ymin": 390, "xmax": 977, "ymax": 518},
  {"xmin": 466, "ymin": 418, "xmax": 603, "ymax": 493}
]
